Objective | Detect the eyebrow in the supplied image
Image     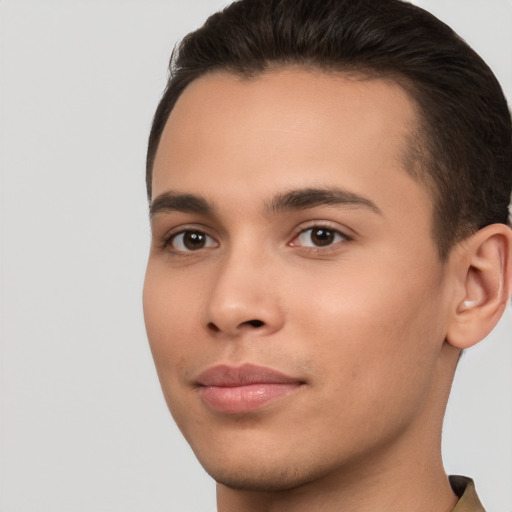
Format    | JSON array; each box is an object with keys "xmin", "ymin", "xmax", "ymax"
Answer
[
  {"xmin": 149, "ymin": 186, "xmax": 382, "ymax": 218},
  {"xmin": 266, "ymin": 187, "xmax": 382, "ymax": 215},
  {"xmin": 150, "ymin": 192, "xmax": 214, "ymax": 218}
]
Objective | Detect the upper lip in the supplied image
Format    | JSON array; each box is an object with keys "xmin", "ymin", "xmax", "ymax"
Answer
[{"xmin": 195, "ymin": 363, "xmax": 303, "ymax": 387}]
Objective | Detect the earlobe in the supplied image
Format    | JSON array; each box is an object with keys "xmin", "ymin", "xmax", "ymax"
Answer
[{"xmin": 446, "ymin": 224, "xmax": 512, "ymax": 350}]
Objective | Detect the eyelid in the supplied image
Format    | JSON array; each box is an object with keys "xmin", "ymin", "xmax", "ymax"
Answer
[
  {"xmin": 170, "ymin": 231, "xmax": 219, "ymax": 252},
  {"xmin": 159, "ymin": 224, "xmax": 220, "ymax": 252},
  {"xmin": 288, "ymin": 221, "xmax": 353, "ymax": 248}
]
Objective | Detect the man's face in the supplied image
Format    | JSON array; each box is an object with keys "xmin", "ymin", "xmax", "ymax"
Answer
[{"xmin": 144, "ymin": 69, "xmax": 454, "ymax": 490}]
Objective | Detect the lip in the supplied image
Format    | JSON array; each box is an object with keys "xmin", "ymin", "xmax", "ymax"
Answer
[{"xmin": 195, "ymin": 363, "xmax": 304, "ymax": 414}]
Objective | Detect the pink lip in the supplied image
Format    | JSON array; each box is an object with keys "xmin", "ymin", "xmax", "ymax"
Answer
[{"xmin": 195, "ymin": 364, "xmax": 304, "ymax": 414}]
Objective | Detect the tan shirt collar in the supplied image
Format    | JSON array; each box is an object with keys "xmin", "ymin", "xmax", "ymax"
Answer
[{"xmin": 450, "ymin": 476, "xmax": 485, "ymax": 512}]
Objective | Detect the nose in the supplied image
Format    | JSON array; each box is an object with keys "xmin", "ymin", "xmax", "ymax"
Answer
[{"xmin": 203, "ymin": 249, "xmax": 285, "ymax": 338}]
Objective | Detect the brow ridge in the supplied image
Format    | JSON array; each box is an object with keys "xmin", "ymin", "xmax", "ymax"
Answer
[
  {"xmin": 266, "ymin": 187, "xmax": 382, "ymax": 215},
  {"xmin": 150, "ymin": 187, "xmax": 381, "ymax": 219},
  {"xmin": 150, "ymin": 192, "xmax": 213, "ymax": 217}
]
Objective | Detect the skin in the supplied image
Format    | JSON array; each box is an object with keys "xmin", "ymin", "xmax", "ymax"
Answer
[{"xmin": 144, "ymin": 68, "xmax": 473, "ymax": 512}]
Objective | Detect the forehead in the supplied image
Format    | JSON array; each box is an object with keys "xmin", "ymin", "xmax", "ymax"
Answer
[{"xmin": 152, "ymin": 68, "xmax": 430, "ymax": 224}]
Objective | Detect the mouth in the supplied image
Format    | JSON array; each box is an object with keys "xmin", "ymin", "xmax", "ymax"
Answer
[{"xmin": 194, "ymin": 363, "xmax": 305, "ymax": 414}]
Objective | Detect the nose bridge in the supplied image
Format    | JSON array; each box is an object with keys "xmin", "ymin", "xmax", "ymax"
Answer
[{"xmin": 204, "ymin": 237, "xmax": 283, "ymax": 336}]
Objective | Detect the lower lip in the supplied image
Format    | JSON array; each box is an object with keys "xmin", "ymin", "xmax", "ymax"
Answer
[{"xmin": 199, "ymin": 383, "xmax": 302, "ymax": 414}]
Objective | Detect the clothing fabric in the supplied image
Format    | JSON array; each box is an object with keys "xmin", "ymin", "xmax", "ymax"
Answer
[{"xmin": 450, "ymin": 476, "xmax": 485, "ymax": 512}]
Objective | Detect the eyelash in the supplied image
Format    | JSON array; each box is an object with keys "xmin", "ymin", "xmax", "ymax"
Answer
[
  {"xmin": 164, "ymin": 230, "xmax": 218, "ymax": 253},
  {"xmin": 162, "ymin": 223, "xmax": 351, "ymax": 255},
  {"xmin": 289, "ymin": 223, "xmax": 352, "ymax": 250}
]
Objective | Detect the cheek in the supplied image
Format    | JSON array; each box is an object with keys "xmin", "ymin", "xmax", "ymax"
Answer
[
  {"xmin": 143, "ymin": 266, "xmax": 207, "ymax": 429},
  {"xmin": 142, "ymin": 265, "xmax": 200, "ymax": 381},
  {"xmin": 283, "ymin": 271, "xmax": 446, "ymax": 452},
  {"xmin": 289, "ymin": 257, "xmax": 447, "ymax": 397}
]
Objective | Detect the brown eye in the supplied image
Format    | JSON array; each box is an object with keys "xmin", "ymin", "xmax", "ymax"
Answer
[
  {"xmin": 294, "ymin": 226, "xmax": 346, "ymax": 248},
  {"xmin": 170, "ymin": 231, "xmax": 218, "ymax": 252},
  {"xmin": 310, "ymin": 228, "xmax": 335, "ymax": 246}
]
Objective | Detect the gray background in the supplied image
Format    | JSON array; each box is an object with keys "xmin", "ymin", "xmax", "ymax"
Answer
[{"xmin": 0, "ymin": 1, "xmax": 510, "ymax": 511}]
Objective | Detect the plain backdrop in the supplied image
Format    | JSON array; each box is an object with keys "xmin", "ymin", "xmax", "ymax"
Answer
[{"xmin": 0, "ymin": 1, "xmax": 510, "ymax": 511}]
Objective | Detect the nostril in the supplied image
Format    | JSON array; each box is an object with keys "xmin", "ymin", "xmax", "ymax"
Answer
[
  {"xmin": 206, "ymin": 319, "xmax": 265, "ymax": 334},
  {"xmin": 207, "ymin": 322, "xmax": 220, "ymax": 333},
  {"xmin": 245, "ymin": 319, "xmax": 264, "ymax": 328}
]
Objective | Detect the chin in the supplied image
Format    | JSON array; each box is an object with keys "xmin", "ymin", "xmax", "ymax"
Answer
[
  {"xmin": 205, "ymin": 463, "xmax": 312, "ymax": 492},
  {"xmin": 195, "ymin": 447, "xmax": 331, "ymax": 493}
]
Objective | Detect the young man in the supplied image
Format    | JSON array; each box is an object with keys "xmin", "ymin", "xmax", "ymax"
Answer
[{"xmin": 142, "ymin": 0, "xmax": 512, "ymax": 510}]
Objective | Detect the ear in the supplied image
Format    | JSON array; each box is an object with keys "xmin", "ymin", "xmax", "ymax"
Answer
[{"xmin": 446, "ymin": 223, "xmax": 512, "ymax": 350}]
